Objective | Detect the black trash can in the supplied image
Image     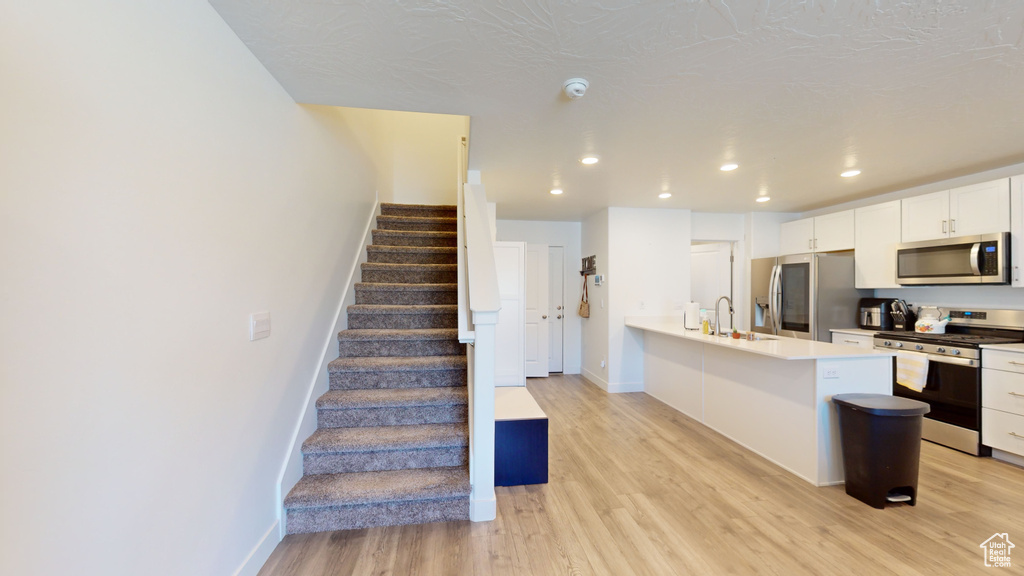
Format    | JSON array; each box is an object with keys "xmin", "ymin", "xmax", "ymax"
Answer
[{"xmin": 832, "ymin": 393, "xmax": 930, "ymax": 509}]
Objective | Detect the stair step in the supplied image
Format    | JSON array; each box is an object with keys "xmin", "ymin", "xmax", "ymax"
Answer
[
  {"xmin": 366, "ymin": 245, "xmax": 457, "ymax": 265},
  {"xmin": 361, "ymin": 262, "xmax": 457, "ymax": 284},
  {"xmin": 380, "ymin": 203, "xmax": 457, "ymax": 219},
  {"xmin": 355, "ymin": 283, "xmax": 456, "ymax": 305},
  {"xmin": 338, "ymin": 328, "xmax": 465, "ymax": 357},
  {"xmin": 376, "ymin": 215, "xmax": 457, "ymax": 233},
  {"xmin": 302, "ymin": 423, "xmax": 468, "ymax": 474},
  {"xmin": 347, "ymin": 304, "xmax": 457, "ymax": 330},
  {"xmin": 329, "ymin": 355, "xmax": 467, "ymax": 390},
  {"xmin": 372, "ymin": 229, "xmax": 456, "ymax": 248},
  {"xmin": 317, "ymin": 386, "xmax": 468, "ymax": 428},
  {"xmin": 284, "ymin": 466, "xmax": 470, "ymax": 534}
]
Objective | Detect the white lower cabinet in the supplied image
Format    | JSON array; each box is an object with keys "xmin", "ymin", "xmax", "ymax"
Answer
[
  {"xmin": 983, "ymin": 348, "xmax": 1024, "ymax": 458},
  {"xmin": 831, "ymin": 331, "xmax": 874, "ymax": 349}
]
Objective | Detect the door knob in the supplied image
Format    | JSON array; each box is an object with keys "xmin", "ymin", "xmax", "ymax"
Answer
[
  {"xmin": 542, "ymin": 315, "xmax": 548, "ymax": 319},
  {"xmin": 557, "ymin": 306, "xmax": 562, "ymax": 310},
  {"xmin": 557, "ymin": 314, "xmax": 563, "ymax": 319}
]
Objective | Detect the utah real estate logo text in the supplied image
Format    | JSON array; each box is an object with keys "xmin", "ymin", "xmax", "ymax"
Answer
[{"xmin": 980, "ymin": 533, "xmax": 1014, "ymax": 568}]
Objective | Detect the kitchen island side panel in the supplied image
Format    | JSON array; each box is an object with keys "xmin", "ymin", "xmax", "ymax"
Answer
[
  {"xmin": 702, "ymin": 346, "xmax": 820, "ymax": 484},
  {"xmin": 643, "ymin": 331, "xmax": 704, "ymax": 421}
]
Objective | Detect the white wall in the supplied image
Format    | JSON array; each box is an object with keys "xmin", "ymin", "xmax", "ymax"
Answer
[
  {"xmin": 495, "ymin": 220, "xmax": 583, "ymax": 374},
  {"xmin": 608, "ymin": 208, "xmax": 692, "ymax": 389},
  {"xmin": 339, "ymin": 107, "xmax": 469, "ymax": 206},
  {"xmin": 580, "ymin": 209, "xmax": 610, "ymax": 388},
  {"xmin": 691, "ymin": 212, "xmax": 749, "ymax": 330},
  {"xmin": 0, "ymin": 3, "xmax": 376, "ymax": 576}
]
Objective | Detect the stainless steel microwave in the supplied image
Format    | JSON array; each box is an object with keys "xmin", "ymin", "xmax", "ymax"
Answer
[{"xmin": 896, "ymin": 232, "xmax": 1010, "ymax": 285}]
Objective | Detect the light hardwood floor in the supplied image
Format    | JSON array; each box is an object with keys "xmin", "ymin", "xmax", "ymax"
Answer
[{"xmin": 258, "ymin": 374, "xmax": 1024, "ymax": 575}]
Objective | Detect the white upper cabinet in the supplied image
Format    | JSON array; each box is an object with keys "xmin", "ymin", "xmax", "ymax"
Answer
[
  {"xmin": 813, "ymin": 210, "xmax": 855, "ymax": 253},
  {"xmin": 854, "ymin": 200, "xmax": 901, "ymax": 289},
  {"xmin": 949, "ymin": 179, "xmax": 1010, "ymax": 236},
  {"xmin": 1012, "ymin": 175, "xmax": 1024, "ymax": 287},
  {"xmin": 779, "ymin": 211, "xmax": 854, "ymax": 256},
  {"xmin": 901, "ymin": 190, "xmax": 949, "ymax": 242},
  {"xmin": 779, "ymin": 217, "xmax": 815, "ymax": 255},
  {"xmin": 901, "ymin": 178, "xmax": 1010, "ymax": 242}
]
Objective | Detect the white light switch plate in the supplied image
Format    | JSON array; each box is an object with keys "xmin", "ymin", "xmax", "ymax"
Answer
[{"xmin": 250, "ymin": 312, "xmax": 271, "ymax": 341}]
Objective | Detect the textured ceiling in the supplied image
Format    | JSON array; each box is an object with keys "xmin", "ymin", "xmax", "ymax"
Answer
[{"xmin": 210, "ymin": 0, "xmax": 1024, "ymax": 221}]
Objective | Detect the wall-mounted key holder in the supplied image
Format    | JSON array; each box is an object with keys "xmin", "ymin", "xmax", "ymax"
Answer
[{"xmin": 581, "ymin": 255, "xmax": 597, "ymax": 276}]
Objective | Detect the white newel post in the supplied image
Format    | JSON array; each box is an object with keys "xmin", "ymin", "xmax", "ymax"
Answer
[{"xmin": 468, "ymin": 315, "xmax": 497, "ymax": 521}]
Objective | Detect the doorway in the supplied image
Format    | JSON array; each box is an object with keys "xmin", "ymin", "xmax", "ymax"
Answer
[{"xmin": 690, "ymin": 242, "xmax": 734, "ymax": 331}]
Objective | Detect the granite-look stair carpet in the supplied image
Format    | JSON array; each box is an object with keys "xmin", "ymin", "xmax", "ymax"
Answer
[{"xmin": 284, "ymin": 203, "xmax": 470, "ymax": 534}]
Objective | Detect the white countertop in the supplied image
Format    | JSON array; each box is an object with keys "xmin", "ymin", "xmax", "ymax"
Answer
[
  {"xmin": 625, "ymin": 317, "xmax": 894, "ymax": 360},
  {"xmin": 981, "ymin": 343, "xmax": 1024, "ymax": 353},
  {"xmin": 829, "ymin": 328, "xmax": 878, "ymax": 336}
]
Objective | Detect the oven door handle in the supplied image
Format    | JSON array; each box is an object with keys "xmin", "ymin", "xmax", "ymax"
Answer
[{"xmin": 925, "ymin": 353, "xmax": 977, "ymax": 367}]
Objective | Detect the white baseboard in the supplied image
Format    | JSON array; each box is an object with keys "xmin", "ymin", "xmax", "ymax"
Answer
[
  {"xmin": 580, "ymin": 370, "xmax": 642, "ymax": 393},
  {"xmin": 470, "ymin": 496, "xmax": 497, "ymax": 522},
  {"xmin": 607, "ymin": 381, "xmax": 644, "ymax": 393},
  {"xmin": 992, "ymin": 448, "xmax": 1024, "ymax": 468},
  {"xmin": 233, "ymin": 521, "xmax": 279, "ymax": 576},
  {"xmin": 275, "ymin": 198, "xmax": 380, "ymax": 539}
]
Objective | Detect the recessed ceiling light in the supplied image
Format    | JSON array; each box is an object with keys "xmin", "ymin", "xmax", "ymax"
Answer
[
  {"xmin": 550, "ymin": 188, "xmax": 563, "ymax": 195},
  {"xmin": 756, "ymin": 196, "xmax": 771, "ymax": 203},
  {"xmin": 659, "ymin": 192, "xmax": 672, "ymax": 199},
  {"xmin": 841, "ymin": 169, "xmax": 861, "ymax": 178},
  {"xmin": 720, "ymin": 163, "xmax": 739, "ymax": 172},
  {"xmin": 580, "ymin": 155, "xmax": 599, "ymax": 165}
]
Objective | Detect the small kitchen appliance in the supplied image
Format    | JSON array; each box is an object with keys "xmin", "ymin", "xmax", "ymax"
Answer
[
  {"xmin": 858, "ymin": 298, "xmax": 893, "ymax": 331},
  {"xmin": 874, "ymin": 308, "xmax": 1024, "ymax": 455}
]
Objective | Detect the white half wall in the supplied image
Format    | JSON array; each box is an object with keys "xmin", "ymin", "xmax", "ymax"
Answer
[
  {"xmin": 0, "ymin": 3, "xmax": 376, "ymax": 575},
  {"xmin": 495, "ymin": 220, "xmax": 583, "ymax": 374}
]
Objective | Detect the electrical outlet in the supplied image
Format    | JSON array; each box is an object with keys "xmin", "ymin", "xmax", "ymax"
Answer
[
  {"xmin": 601, "ymin": 356, "xmax": 606, "ymax": 369},
  {"xmin": 250, "ymin": 312, "xmax": 271, "ymax": 341},
  {"xmin": 824, "ymin": 367, "xmax": 839, "ymax": 379}
]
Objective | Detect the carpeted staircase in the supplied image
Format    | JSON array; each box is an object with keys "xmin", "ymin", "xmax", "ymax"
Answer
[{"xmin": 283, "ymin": 203, "xmax": 471, "ymax": 534}]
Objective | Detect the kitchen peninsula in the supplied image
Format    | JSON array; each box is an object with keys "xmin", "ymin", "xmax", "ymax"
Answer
[{"xmin": 625, "ymin": 317, "xmax": 895, "ymax": 486}]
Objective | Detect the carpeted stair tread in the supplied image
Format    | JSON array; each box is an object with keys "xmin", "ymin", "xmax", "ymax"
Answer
[
  {"xmin": 380, "ymin": 203, "xmax": 457, "ymax": 218},
  {"xmin": 339, "ymin": 328, "xmax": 459, "ymax": 342},
  {"xmin": 303, "ymin": 423, "xmax": 468, "ymax": 455},
  {"xmin": 372, "ymin": 230, "xmax": 456, "ymax": 240},
  {"xmin": 355, "ymin": 283, "xmax": 456, "ymax": 292},
  {"xmin": 362, "ymin": 262, "xmax": 457, "ymax": 271},
  {"xmin": 366, "ymin": 245, "xmax": 457, "ymax": 264},
  {"xmin": 284, "ymin": 466, "xmax": 470, "ymax": 509},
  {"xmin": 376, "ymin": 215, "xmax": 457, "ymax": 232},
  {"xmin": 317, "ymin": 386, "xmax": 467, "ymax": 410},
  {"xmin": 347, "ymin": 304, "xmax": 457, "ymax": 315},
  {"xmin": 329, "ymin": 355, "xmax": 466, "ymax": 372}
]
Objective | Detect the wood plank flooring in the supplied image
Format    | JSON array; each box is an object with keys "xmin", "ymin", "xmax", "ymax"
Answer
[{"xmin": 258, "ymin": 374, "xmax": 1024, "ymax": 575}]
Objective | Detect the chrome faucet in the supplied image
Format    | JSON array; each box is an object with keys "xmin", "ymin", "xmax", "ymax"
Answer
[{"xmin": 715, "ymin": 295, "xmax": 734, "ymax": 337}]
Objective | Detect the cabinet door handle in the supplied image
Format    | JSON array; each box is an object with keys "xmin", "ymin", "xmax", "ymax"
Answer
[
  {"xmin": 808, "ymin": 239, "xmax": 813, "ymax": 249},
  {"xmin": 950, "ymin": 219, "xmax": 956, "ymax": 234},
  {"xmin": 814, "ymin": 238, "xmax": 818, "ymax": 249},
  {"xmin": 843, "ymin": 339, "xmax": 860, "ymax": 344},
  {"xmin": 942, "ymin": 220, "xmax": 947, "ymax": 234},
  {"xmin": 1009, "ymin": 391, "xmax": 1024, "ymax": 398},
  {"xmin": 1010, "ymin": 432, "xmax": 1024, "ymax": 439},
  {"xmin": 1009, "ymin": 361, "xmax": 1024, "ymax": 366}
]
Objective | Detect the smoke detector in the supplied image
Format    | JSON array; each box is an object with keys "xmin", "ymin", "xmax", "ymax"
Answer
[{"xmin": 563, "ymin": 78, "xmax": 589, "ymax": 100}]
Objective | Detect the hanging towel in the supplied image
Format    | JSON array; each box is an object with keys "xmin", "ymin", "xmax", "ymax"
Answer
[{"xmin": 895, "ymin": 351, "xmax": 929, "ymax": 393}]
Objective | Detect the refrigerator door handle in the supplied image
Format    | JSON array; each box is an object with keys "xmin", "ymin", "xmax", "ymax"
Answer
[
  {"xmin": 768, "ymin": 265, "xmax": 781, "ymax": 334},
  {"xmin": 773, "ymin": 265, "xmax": 784, "ymax": 334}
]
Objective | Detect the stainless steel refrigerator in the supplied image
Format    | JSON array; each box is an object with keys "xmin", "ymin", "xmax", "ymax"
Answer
[{"xmin": 750, "ymin": 251, "xmax": 869, "ymax": 341}]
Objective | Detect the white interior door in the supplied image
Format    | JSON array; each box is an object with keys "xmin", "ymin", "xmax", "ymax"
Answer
[
  {"xmin": 524, "ymin": 244, "xmax": 549, "ymax": 378},
  {"xmin": 493, "ymin": 242, "xmax": 526, "ymax": 386},
  {"xmin": 690, "ymin": 242, "xmax": 733, "ymax": 331},
  {"xmin": 548, "ymin": 246, "xmax": 564, "ymax": 373}
]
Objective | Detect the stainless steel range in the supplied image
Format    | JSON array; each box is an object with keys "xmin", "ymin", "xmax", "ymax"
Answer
[{"xmin": 874, "ymin": 309, "xmax": 1024, "ymax": 455}]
